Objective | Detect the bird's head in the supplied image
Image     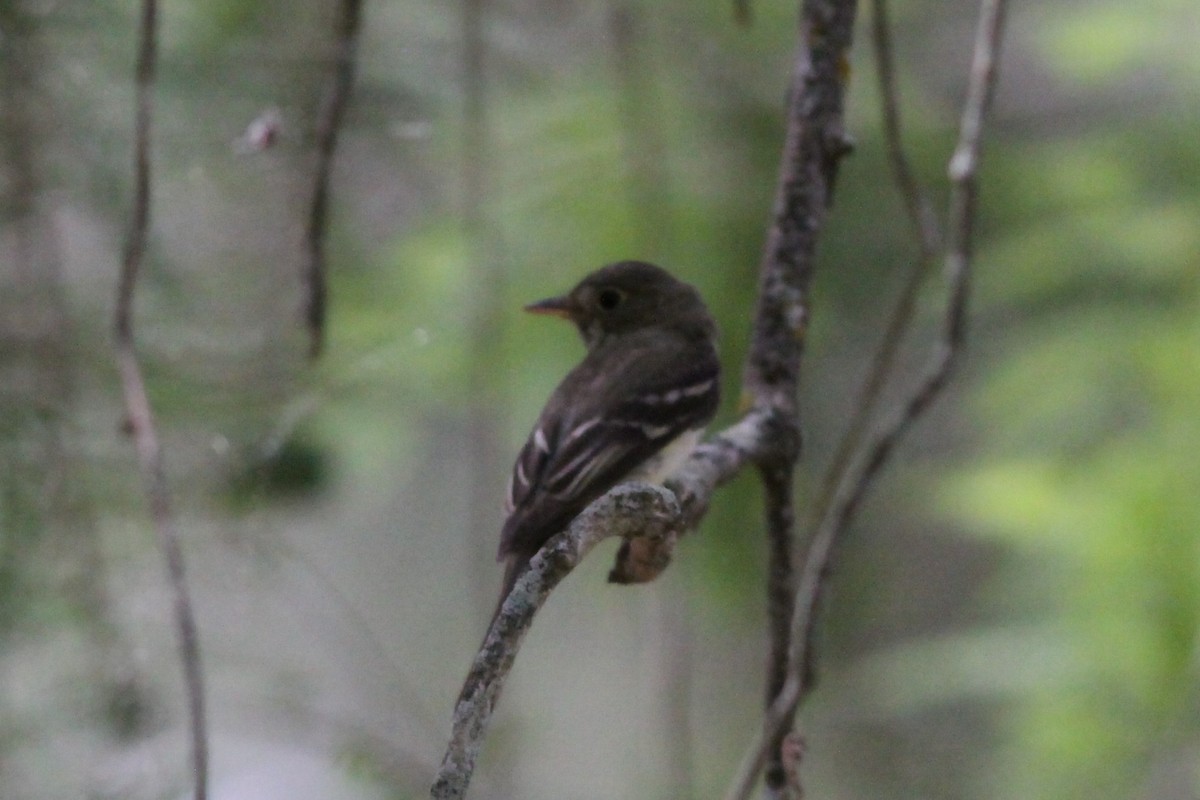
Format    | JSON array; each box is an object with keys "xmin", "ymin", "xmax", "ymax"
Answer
[{"xmin": 525, "ymin": 260, "xmax": 713, "ymax": 349}]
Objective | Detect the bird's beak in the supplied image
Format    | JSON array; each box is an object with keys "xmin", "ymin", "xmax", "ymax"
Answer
[{"xmin": 524, "ymin": 294, "xmax": 577, "ymax": 320}]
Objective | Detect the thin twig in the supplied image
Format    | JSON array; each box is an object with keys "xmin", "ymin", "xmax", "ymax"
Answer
[
  {"xmin": 870, "ymin": 0, "xmax": 941, "ymax": 256},
  {"xmin": 721, "ymin": 2, "xmax": 1008, "ymax": 799},
  {"xmin": 792, "ymin": 0, "xmax": 945, "ymax": 695},
  {"xmin": 113, "ymin": 2, "xmax": 208, "ymax": 798},
  {"xmin": 802, "ymin": 0, "xmax": 1008, "ymax": 719},
  {"xmin": 303, "ymin": 0, "xmax": 364, "ymax": 359},
  {"xmin": 851, "ymin": 0, "xmax": 1009, "ymax": 472}
]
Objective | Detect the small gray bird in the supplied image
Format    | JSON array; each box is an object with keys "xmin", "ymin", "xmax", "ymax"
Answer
[{"xmin": 495, "ymin": 260, "xmax": 721, "ymax": 610}]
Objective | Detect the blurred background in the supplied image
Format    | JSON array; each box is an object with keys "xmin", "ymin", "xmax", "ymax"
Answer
[{"xmin": 1, "ymin": 0, "xmax": 1197, "ymax": 798}]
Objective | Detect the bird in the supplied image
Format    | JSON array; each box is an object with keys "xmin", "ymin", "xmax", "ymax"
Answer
[{"xmin": 493, "ymin": 260, "xmax": 721, "ymax": 619}]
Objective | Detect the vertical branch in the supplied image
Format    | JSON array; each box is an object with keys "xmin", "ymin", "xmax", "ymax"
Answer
[
  {"xmin": 1, "ymin": 8, "xmax": 150, "ymax": 728},
  {"xmin": 303, "ymin": 0, "xmax": 364, "ymax": 359},
  {"xmin": 112, "ymin": 3, "xmax": 209, "ymax": 799},
  {"xmin": 757, "ymin": 462, "xmax": 800, "ymax": 795},
  {"xmin": 723, "ymin": 2, "xmax": 1008, "ymax": 799},
  {"xmin": 945, "ymin": 0, "xmax": 1007, "ymax": 334},
  {"xmin": 740, "ymin": 1, "xmax": 857, "ymax": 796},
  {"xmin": 815, "ymin": 0, "xmax": 944, "ymax": 472}
]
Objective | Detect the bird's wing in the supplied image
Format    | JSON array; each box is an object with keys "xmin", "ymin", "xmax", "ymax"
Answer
[{"xmin": 498, "ymin": 346, "xmax": 719, "ymax": 560}]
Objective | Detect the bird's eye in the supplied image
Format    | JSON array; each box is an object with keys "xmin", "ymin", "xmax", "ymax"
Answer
[{"xmin": 596, "ymin": 288, "xmax": 624, "ymax": 311}]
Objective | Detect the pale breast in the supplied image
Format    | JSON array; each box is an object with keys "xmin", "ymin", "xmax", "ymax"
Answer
[{"xmin": 623, "ymin": 427, "xmax": 703, "ymax": 486}]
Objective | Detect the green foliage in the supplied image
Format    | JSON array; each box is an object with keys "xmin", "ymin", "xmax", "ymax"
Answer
[{"xmin": 933, "ymin": 33, "xmax": 1200, "ymax": 794}]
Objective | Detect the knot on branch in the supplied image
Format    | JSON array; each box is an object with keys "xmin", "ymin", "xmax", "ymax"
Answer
[
  {"xmin": 434, "ymin": 482, "xmax": 684, "ymax": 800},
  {"xmin": 605, "ymin": 483, "xmax": 683, "ymax": 584},
  {"xmin": 753, "ymin": 407, "xmax": 803, "ymax": 471},
  {"xmin": 489, "ymin": 483, "xmax": 683, "ymax": 643}
]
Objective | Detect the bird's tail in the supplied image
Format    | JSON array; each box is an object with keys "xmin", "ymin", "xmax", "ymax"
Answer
[{"xmin": 487, "ymin": 552, "xmax": 529, "ymax": 634}]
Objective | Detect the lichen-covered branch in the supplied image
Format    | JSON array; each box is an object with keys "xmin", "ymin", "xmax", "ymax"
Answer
[
  {"xmin": 430, "ymin": 413, "xmax": 766, "ymax": 798},
  {"xmin": 431, "ymin": 483, "xmax": 682, "ymax": 800},
  {"xmin": 113, "ymin": 2, "xmax": 209, "ymax": 799}
]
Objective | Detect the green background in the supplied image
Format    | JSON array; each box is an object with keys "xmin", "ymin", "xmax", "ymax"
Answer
[{"xmin": 0, "ymin": 1, "xmax": 1196, "ymax": 798}]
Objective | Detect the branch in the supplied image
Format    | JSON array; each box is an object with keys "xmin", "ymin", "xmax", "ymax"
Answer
[
  {"xmin": 430, "ymin": 483, "xmax": 682, "ymax": 800},
  {"xmin": 791, "ymin": 0, "xmax": 945, "ymax": 699},
  {"xmin": 612, "ymin": 411, "xmax": 769, "ymax": 583},
  {"xmin": 429, "ymin": 413, "xmax": 765, "ymax": 798},
  {"xmin": 827, "ymin": 0, "xmax": 1008, "ymax": 522},
  {"xmin": 430, "ymin": 0, "xmax": 859, "ymax": 791},
  {"xmin": 113, "ymin": 2, "xmax": 208, "ymax": 799},
  {"xmin": 303, "ymin": 0, "xmax": 364, "ymax": 358},
  {"xmin": 741, "ymin": 0, "xmax": 858, "ymax": 794},
  {"xmin": 870, "ymin": 0, "xmax": 941, "ymax": 257},
  {"xmin": 814, "ymin": 0, "xmax": 945, "ymax": 476},
  {"xmin": 723, "ymin": 2, "xmax": 1008, "ymax": 798}
]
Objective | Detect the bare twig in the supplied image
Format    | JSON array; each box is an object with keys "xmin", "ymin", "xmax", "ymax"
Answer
[
  {"xmin": 303, "ymin": 0, "xmax": 364, "ymax": 358},
  {"xmin": 870, "ymin": 0, "xmax": 941, "ymax": 256},
  {"xmin": 792, "ymin": 0, "xmax": 945, "ymax": 698},
  {"xmin": 825, "ymin": 0, "xmax": 1008, "ymax": 538},
  {"xmin": 112, "ymin": 2, "xmax": 208, "ymax": 798},
  {"xmin": 722, "ymin": 2, "xmax": 1008, "ymax": 799}
]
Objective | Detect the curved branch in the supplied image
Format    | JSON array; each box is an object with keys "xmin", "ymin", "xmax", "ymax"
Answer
[
  {"xmin": 430, "ymin": 413, "xmax": 766, "ymax": 798},
  {"xmin": 430, "ymin": 0, "xmax": 860, "ymax": 793},
  {"xmin": 793, "ymin": 0, "xmax": 945, "ymax": 706},
  {"xmin": 431, "ymin": 483, "xmax": 682, "ymax": 800},
  {"xmin": 113, "ymin": 2, "xmax": 209, "ymax": 799},
  {"xmin": 870, "ymin": 0, "xmax": 942, "ymax": 256}
]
